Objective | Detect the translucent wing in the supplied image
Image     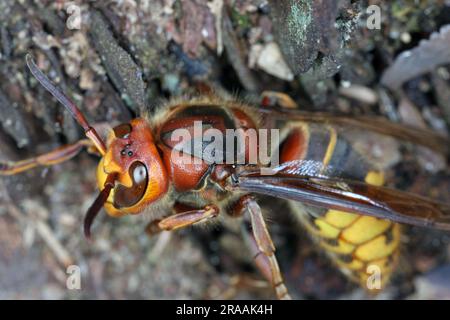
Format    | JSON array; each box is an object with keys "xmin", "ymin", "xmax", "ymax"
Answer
[
  {"xmin": 230, "ymin": 167, "xmax": 450, "ymax": 230},
  {"xmin": 260, "ymin": 107, "xmax": 450, "ymax": 156}
]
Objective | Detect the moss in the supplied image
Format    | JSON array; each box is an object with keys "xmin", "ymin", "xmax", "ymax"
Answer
[
  {"xmin": 287, "ymin": 0, "xmax": 313, "ymax": 45},
  {"xmin": 230, "ymin": 7, "xmax": 251, "ymax": 31}
]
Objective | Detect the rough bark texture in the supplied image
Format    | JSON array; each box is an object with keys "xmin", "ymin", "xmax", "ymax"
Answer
[{"xmin": 0, "ymin": 0, "xmax": 449, "ymax": 299}]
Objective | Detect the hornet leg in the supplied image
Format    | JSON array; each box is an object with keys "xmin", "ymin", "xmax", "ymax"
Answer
[
  {"xmin": 153, "ymin": 205, "xmax": 220, "ymax": 232},
  {"xmin": 0, "ymin": 139, "xmax": 93, "ymax": 175},
  {"xmin": 231, "ymin": 195, "xmax": 292, "ymax": 300}
]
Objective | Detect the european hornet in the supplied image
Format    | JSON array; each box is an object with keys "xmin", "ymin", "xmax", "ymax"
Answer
[{"xmin": 1, "ymin": 55, "xmax": 449, "ymax": 299}]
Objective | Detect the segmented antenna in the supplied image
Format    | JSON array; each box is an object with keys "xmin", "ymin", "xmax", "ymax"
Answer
[{"xmin": 26, "ymin": 54, "xmax": 107, "ymax": 155}]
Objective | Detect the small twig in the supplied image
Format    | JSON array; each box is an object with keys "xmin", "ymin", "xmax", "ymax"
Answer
[
  {"xmin": 35, "ymin": 219, "xmax": 74, "ymax": 267},
  {"xmin": 222, "ymin": 9, "xmax": 260, "ymax": 93},
  {"xmin": 148, "ymin": 231, "xmax": 172, "ymax": 260},
  {"xmin": 339, "ymin": 85, "xmax": 379, "ymax": 105},
  {"xmin": 207, "ymin": 0, "xmax": 224, "ymax": 55},
  {"xmin": 0, "ymin": 182, "xmax": 74, "ymax": 268}
]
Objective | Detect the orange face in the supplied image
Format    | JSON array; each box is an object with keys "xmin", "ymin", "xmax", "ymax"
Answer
[{"xmin": 96, "ymin": 118, "xmax": 169, "ymax": 217}]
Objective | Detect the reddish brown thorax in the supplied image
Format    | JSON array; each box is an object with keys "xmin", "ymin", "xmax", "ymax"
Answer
[{"xmin": 156, "ymin": 104, "xmax": 258, "ymax": 192}]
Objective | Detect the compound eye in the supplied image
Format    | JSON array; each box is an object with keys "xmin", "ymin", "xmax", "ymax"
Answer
[
  {"xmin": 133, "ymin": 164, "xmax": 147, "ymax": 184},
  {"xmin": 113, "ymin": 123, "xmax": 132, "ymax": 139},
  {"xmin": 113, "ymin": 162, "xmax": 148, "ymax": 209}
]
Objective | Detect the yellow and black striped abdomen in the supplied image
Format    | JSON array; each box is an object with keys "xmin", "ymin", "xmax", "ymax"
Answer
[
  {"xmin": 293, "ymin": 174, "xmax": 401, "ymax": 290},
  {"xmin": 280, "ymin": 123, "xmax": 401, "ymax": 290}
]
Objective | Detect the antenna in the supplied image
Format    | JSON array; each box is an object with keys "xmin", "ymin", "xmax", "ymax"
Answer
[{"xmin": 26, "ymin": 54, "xmax": 107, "ymax": 155}]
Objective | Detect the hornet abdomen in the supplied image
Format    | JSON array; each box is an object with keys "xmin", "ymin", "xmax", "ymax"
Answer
[{"xmin": 280, "ymin": 122, "xmax": 401, "ymax": 289}]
